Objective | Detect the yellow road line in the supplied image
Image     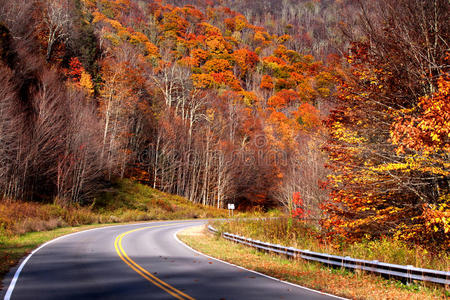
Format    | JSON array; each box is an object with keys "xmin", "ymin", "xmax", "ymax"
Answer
[{"xmin": 114, "ymin": 224, "xmax": 195, "ymax": 300}]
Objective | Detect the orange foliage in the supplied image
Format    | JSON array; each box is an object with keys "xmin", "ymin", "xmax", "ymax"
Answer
[
  {"xmin": 233, "ymin": 14, "xmax": 248, "ymax": 31},
  {"xmin": 260, "ymin": 75, "xmax": 274, "ymax": 90},
  {"xmin": 294, "ymin": 103, "xmax": 321, "ymax": 130},
  {"xmin": 178, "ymin": 56, "xmax": 197, "ymax": 67},
  {"xmin": 192, "ymin": 73, "xmax": 215, "ymax": 89},
  {"xmin": 191, "ymin": 48, "xmax": 209, "ymax": 65},
  {"xmin": 206, "ymin": 36, "xmax": 231, "ymax": 55},
  {"xmin": 263, "ymin": 56, "xmax": 287, "ymax": 66},
  {"xmin": 161, "ymin": 10, "xmax": 189, "ymax": 36},
  {"xmin": 232, "ymin": 48, "xmax": 259, "ymax": 78},
  {"xmin": 76, "ymin": 0, "xmax": 335, "ymax": 217},
  {"xmin": 391, "ymin": 74, "xmax": 450, "ymax": 154},
  {"xmin": 254, "ymin": 30, "xmax": 271, "ymax": 46},
  {"xmin": 267, "ymin": 90, "xmax": 299, "ymax": 109},
  {"xmin": 210, "ymin": 71, "xmax": 241, "ymax": 91},
  {"xmin": 203, "ymin": 59, "xmax": 232, "ymax": 73},
  {"xmin": 199, "ymin": 22, "xmax": 222, "ymax": 37},
  {"xmin": 181, "ymin": 5, "xmax": 204, "ymax": 24},
  {"xmin": 277, "ymin": 34, "xmax": 292, "ymax": 44},
  {"xmin": 239, "ymin": 91, "xmax": 258, "ymax": 106}
]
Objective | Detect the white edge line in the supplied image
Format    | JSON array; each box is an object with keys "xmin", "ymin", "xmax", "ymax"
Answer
[
  {"xmin": 3, "ymin": 220, "xmax": 195, "ymax": 300},
  {"xmin": 173, "ymin": 225, "xmax": 348, "ymax": 300}
]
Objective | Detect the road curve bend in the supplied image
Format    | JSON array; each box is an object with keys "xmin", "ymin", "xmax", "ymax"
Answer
[{"xmin": 2, "ymin": 220, "xmax": 343, "ymax": 300}]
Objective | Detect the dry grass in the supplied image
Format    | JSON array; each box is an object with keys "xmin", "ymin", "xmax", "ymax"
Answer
[
  {"xmin": 94, "ymin": 179, "xmax": 231, "ymax": 221},
  {"xmin": 0, "ymin": 179, "xmax": 231, "ymax": 239},
  {"xmin": 0, "ymin": 201, "xmax": 99, "ymax": 236},
  {"xmin": 213, "ymin": 218, "xmax": 449, "ymax": 271},
  {"xmin": 178, "ymin": 226, "xmax": 448, "ymax": 300}
]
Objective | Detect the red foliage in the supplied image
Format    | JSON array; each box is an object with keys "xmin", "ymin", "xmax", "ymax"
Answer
[
  {"xmin": 68, "ymin": 57, "xmax": 83, "ymax": 81},
  {"xmin": 233, "ymin": 48, "xmax": 259, "ymax": 78},
  {"xmin": 267, "ymin": 89, "xmax": 299, "ymax": 109},
  {"xmin": 291, "ymin": 192, "xmax": 307, "ymax": 219}
]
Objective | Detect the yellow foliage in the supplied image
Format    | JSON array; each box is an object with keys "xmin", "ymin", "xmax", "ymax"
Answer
[
  {"xmin": 106, "ymin": 19, "xmax": 124, "ymax": 31},
  {"xmin": 80, "ymin": 71, "xmax": 94, "ymax": 95},
  {"xmin": 130, "ymin": 32, "xmax": 149, "ymax": 45},
  {"xmin": 104, "ymin": 33, "xmax": 121, "ymax": 45},
  {"xmin": 117, "ymin": 29, "xmax": 130, "ymax": 40},
  {"xmin": 239, "ymin": 91, "xmax": 258, "ymax": 106},
  {"xmin": 92, "ymin": 11, "xmax": 106, "ymax": 23},
  {"xmin": 331, "ymin": 122, "xmax": 367, "ymax": 144}
]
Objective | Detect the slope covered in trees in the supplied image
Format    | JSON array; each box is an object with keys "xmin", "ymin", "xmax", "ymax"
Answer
[
  {"xmin": 0, "ymin": 0, "xmax": 332, "ymax": 211},
  {"xmin": 166, "ymin": 0, "xmax": 361, "ymax": 60},
  {"xmin": 0, "ymin": 0, "xmax": 448, "ymax": 251}
]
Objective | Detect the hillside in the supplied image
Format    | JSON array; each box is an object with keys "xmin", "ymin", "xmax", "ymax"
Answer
[{"xmin": 0, "ymin": 0, "xmax": 334, "ymax": 211}]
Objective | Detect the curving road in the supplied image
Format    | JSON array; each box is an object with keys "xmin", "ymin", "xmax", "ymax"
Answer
[{"xmin": 2, "ymin": 220, "xmax": 343, "ymax": 300}]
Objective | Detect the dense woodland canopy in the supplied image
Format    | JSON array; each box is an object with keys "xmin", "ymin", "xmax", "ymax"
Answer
[{"xmin": 0, "ymin": 0, "xmax": 448, "ymax": 250}]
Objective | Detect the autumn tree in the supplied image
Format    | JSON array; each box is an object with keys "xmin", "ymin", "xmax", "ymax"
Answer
[{"xmin": 323, "ymin": 0, "xmax": 449, "ymax": 249}]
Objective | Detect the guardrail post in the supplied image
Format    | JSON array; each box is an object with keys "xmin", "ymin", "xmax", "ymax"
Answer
[
  {"xmin": 343, "ymin": 256, "xmax": 351, "ymax": 269},
  {"xmin": 371, "ymin": 260, "xmax": 379, "ymax": 273},
  {"xmin": 406, "ymin": 265, "xmax": 413, "ymax": 284},
  {"xmin": 287, "ymin": 247, "xmax": 295, "ymax": 258}
]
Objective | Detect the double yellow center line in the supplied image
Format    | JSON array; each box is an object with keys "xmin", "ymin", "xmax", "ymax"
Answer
[{"xmin": 114, "ymin": 224, "xmax": 195, "ymax": 300}]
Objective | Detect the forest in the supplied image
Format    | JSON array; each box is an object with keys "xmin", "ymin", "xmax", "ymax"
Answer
[{"xmin": 0, "ymin": 0, "xmax": 448, "ymax": 251}]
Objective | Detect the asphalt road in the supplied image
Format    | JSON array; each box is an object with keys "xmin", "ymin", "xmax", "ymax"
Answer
[{"xmin": 2, "ymin": 220, "xmax": 343, "ymax": 300}]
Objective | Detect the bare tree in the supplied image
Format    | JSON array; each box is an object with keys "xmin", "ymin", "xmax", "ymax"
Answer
[
  {"xmin": 0, "ymin": 64, "xmax": 22, "ymax": 200},
  {"xmin": 43, "ymin": 0, "xmax": 72, "ymax": 61},
  {"xmin": 56, "ymin": 88, "xmax": 103, "ymax": 204},
  {"xmin": 0, "ymin": 0, "xmax": 36, "ymax": 43}
]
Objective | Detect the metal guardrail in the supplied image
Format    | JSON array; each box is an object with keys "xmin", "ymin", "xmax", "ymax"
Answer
[{"xmin": 207, "ymin": 225, "xmax": 449, "ymax": 285}]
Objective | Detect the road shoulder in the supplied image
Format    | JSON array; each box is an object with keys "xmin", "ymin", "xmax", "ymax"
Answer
[{"xmin": 177, "ymin": 225, "xmax": 445, "ymax": 300}]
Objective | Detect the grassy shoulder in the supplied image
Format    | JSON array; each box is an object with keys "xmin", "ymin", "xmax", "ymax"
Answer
[
  {"xmin": 178, "ymin": 225, "xmax": 447, "ymax": 300},
  {"xmin": 0, "ymin": 222, "xmax": 128, "ymax": 287},
  {"xmin": 212, "ymin": 218, "xmax": 449, "ymax": 271}
]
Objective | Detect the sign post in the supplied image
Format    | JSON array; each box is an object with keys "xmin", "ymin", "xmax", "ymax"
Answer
[{"xmin": 227, "ymin": 203, "xmax": 235, "ymax": 217}]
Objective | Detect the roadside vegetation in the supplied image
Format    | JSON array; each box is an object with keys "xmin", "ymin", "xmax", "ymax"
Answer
[
  {"xmin": 212, "ymin": 218, "xmax": 449, "ymax": 272},
  {"xmin": 0, "ymin": 179, "xmax": 227, "ymax": 238},
  {"xmin": 179, "ymin": 225, "xmax": 448, "ymax": 300}
]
